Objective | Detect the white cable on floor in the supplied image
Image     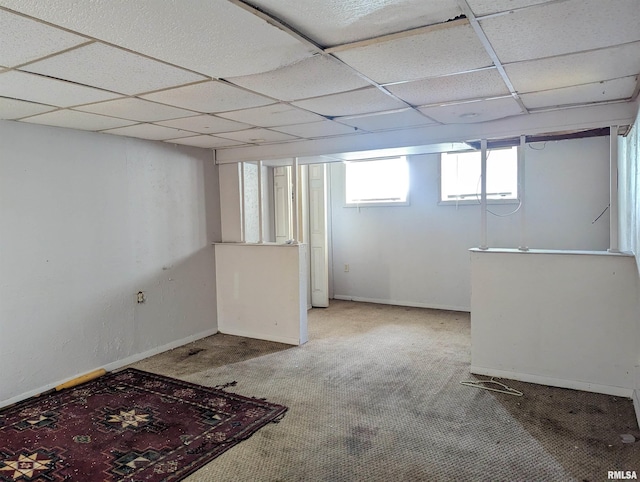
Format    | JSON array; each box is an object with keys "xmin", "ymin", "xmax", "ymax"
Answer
[{"xmin": 460, "ymin": 377, "xmax": 523, "ymax": 396}]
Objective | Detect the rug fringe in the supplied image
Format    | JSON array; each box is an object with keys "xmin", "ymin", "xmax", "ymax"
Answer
[
  {"xmin": 214, "ymin": 381, "xmax": 238, "ymax": 390},
  {"xmin": 271, "ymin": 411, "xmax": 287, "ymax": 424}
]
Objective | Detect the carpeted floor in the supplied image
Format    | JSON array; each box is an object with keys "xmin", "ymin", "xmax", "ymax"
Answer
[{"xmin": 130, "ymin": 300, "xmax": 640, "ymax": 481}]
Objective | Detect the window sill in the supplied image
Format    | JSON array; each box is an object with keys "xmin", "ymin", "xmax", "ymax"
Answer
[
  {"xmin": 344, "ymin": 200, "xmax": 410, "ymax": 208},
  {"xmin": 438, "ymin": 199, "xmax": 519, "ymax": 206}
]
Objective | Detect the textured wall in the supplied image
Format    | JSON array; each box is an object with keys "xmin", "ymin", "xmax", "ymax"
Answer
[{"xmin": 0, "ymin": 120, "xmax": 220, "ymax": 406}]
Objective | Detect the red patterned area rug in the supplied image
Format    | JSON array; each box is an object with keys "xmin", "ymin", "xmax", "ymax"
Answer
[{"xmin": 0, "ymin": 368, "xmax": 287, "ymax": 481}]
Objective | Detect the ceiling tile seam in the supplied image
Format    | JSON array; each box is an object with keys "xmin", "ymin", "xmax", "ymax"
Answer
[
  {"xmin": 91, "ymin": 122, "xmax": 207, "ymax": 136},
  {"xmin": 628, "ymin": 78, "xmax": 639, "ymax": 101},
  {"xmin": 71, "ymin": 99, "xmax": 203, "ymax": 118},
  {"xmin": 128, "ymin": 79, "xmax": 219, "ymax": 100},
  {"xmin": 269, "ymin": 129, "xmax": 367, "ymax": 140},
  {"xmin": 315, "ymin": 56, "xmax": 438, "ymax": 123},
  {"xmin": 472, "ymin": 0, "xmax": 572, "ymax": 21},
  {"xmin": 336, "ymin": 107, "xmax": 415, "ymax": 120},
  {"xmin": 211, "ymin": 78, "xmax": 286, "ymax": 105},
  {"xmin": 324, "ymin": 18, "xmax": 470, "ymax": 54},
  {"xmin": 418, "ymin": 95, "xmax": 514, "ymax": 109},
  {"xmin": 199, "ymin": 128, "xmax": 304, "ymax": 144},
  {"xmin": 11, "ymin": 69, "xmax": 132, "ymax": 98},
  {"xmin": 59, "ymin": 95, "xmax": 207, "ymax": 116},
  {"xmin": 223, "ymin": 0, "xmax": 440, "ymax": 124},
  {"xmin": 0, "ymin": 96, "xmax": 59, "ymax": 115},
  {"xmin": 269, "ymin": 122, "xmax": 371, "ymax": 137},
  {"xmin": 66, "ymin": 108, "xmax": 198, "ymax": 125},
  {"xmin": 163, "ymin": 134, "xmax": 231, "ymax": 142},
  {"xmin": 0, "ymin": 6, "xmax": 100, "ymax": 41},
  {"xmin": 4, "ymin": 40, "xmax": 95, "ymax": 71},
  {"xmin": 226, "ymin": 0, "xmax": 323, "ymax": 53},
  {"xmin": 211, "ymin": 80, "xmax": 338, "ymax": 121},
  {"xmin": 502, "ymin": 40, "xmax": 640, "ymax": 68},
  {"xmin": 456, "ymin": 0, "xmax": 528, "ymax": 115},
  {"xmin": 518, "ymin": 75, "xmax": 640, "ymax": 96},
  {"xmin": 0, "ymin": 8, "xmax": 219, "ymax": 81},
  {"xmin": 380, "ymin": 66, "xmax": 499, "ymax": 87},
  {"xmin": 12, "ymin": 107, "xmax": 66, "ymax": 122}
]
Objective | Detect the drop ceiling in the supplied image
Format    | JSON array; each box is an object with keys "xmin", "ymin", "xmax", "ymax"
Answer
[{"xmin": 0, "ymin": 0, "xmax": 638, "ymax": 158}]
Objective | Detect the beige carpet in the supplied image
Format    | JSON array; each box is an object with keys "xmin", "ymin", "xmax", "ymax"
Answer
[{"xmin": 130, "ymin": 300, "xmax": 639, "ymax": 481}]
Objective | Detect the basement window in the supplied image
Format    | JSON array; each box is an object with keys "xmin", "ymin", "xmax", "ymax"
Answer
[
  {"xmin": 345, "ymin": 156, "xmax": 409, "ymax": 206},
  {"xmin": 440, "ymin": 146, "xmax": 518, "ymax": 204}
]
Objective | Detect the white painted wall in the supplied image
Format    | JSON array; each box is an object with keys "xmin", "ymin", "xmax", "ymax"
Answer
[
  {"xmin": 0, "ymin": 120, "xmax": 220, "ymax": 407},
  {"xmin": 619, "ymin": 102, "xmax": 640, "ymax": 425},
  {"xmin": 215, "ymin": 243, "xmax": 308, "ymax": 345},
  {"xmin": 219, "ymin": 163, "xmax": 242, "ymax": 242},
  {"xmin": 470, "ymin": 249, "xmax": 639, "ymax": 397},
  {"xmin": 243, "ymin": 162, "xmax": 260, "ymax": 243},
  {"xmin": 221, "ymin": 162, "xmax": 274, "ymax": 243},
  {"xmin": 330, "ymin": 137, "xmax": 611, "ymax": 311}
]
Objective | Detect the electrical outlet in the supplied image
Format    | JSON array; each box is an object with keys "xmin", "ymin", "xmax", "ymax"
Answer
[
  {"xmin": 137, "ymin": 291, "xmax": 146, "ymax": 304},
  {"xmin": 344, "ymin": 264, "xmax": 349, "ymax": 272}
]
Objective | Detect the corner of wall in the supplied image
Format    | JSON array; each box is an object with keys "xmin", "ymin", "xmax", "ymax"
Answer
[{"xmin": 634, "ymin": 389, "xmax": 640, "ymax": 429}]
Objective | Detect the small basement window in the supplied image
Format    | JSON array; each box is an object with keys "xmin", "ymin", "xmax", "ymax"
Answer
[
  {"xmin": 440, "ymin": 146, "xmax": 518, "ymax": 204},
  {"xmin": 345, "ymin": 156, "xmax": 409, "ymax": 206}
]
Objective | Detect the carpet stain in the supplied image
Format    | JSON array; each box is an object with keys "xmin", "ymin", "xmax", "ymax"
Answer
[{"xmin": 345, "ymin": 426, "xmax": 378, "ymax": 455}]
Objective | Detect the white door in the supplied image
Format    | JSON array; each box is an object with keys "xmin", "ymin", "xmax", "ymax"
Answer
[
  {"xmin": 274, "ymin": 166, "xmax": 292, "ymax": 243},
  {"xmin": 308, "ymin": 164, "xmax": 329, "ymax": 307}
]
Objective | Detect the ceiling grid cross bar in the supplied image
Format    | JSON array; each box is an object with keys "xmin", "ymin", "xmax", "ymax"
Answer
[
  {"xmin": 455, "ymin": 0, "xmax": 529, "ymax": 115},
  {"xmin": 224, "ymin": 0, "xmax": 441, "ymax": 124}
]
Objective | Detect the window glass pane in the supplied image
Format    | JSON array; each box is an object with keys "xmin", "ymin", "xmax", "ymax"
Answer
[
  {"xmin": 441, "ymin": 147, "xmax": 517, "ymax": 202},
  {"xmin": 345, "ymin": 157, "xmax": 409, "ymax": 204}
]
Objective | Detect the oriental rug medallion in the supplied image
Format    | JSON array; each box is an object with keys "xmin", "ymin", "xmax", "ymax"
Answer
[{"xmin": 0, "ymin": 368, "xmax": 287, "ymax": 481}]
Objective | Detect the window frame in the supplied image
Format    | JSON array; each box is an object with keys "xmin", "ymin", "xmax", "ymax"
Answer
[
  {"xmin": 438, "ymin": 147, "xmax": 519, "ymax": 206},
  {"xmin": 343, "ymin": 156, "xmax": 411, "ymax": 208}
]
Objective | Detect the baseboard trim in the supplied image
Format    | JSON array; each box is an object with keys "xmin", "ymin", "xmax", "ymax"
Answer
[
  {"xmin": 0, "ymin": 328, "xmax": 218, "ymax": 410},
  {"xmin": 470, "ymin": 365, "xmax": 634, "ymax": 398},
  {"xmin": 633, "ymin": 389, "xmax": 640, "ymax": 429},
  {"xmin": 333, "ymin": 295, "xmax": 470, "ymax": 313},
  {"xmin": 218, "ymin": 327, "xmax": 301, "ymax": 346}
]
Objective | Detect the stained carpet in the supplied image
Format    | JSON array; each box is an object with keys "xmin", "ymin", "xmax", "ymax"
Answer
[
  {"xmin": 131, "ymin": 300, "xmax": 639, "ymax": 482},
  {"xmin": 0, "ymin": 368, "xmax": 286, "ymax": 481}
]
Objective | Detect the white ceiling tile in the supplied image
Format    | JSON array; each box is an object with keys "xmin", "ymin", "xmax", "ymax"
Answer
[
  {"xmin": 0, "ymin": 71, "xmax": 122, "ymax": 107},
  {"xmin": 336, "ymin": 108, "xmax": 437, "ymax": 131},
  {"xmin": 386, "ymin": 69, "xmax": 510, "ymax": 106},
  {"xmin": 217, "ymin": 104, "xmax": 325, "ymax": 127},
  {"xmin": 418, "ymin": 97, "xmax": 523, "ymax": 123},
  {"xmin": 292, "ymin": 88, "xmax": 407, "ymax": 116},
  {"xmin": 102, "ymin": 123, "xmax": 194, "ymax": 141},
  {"xmin": 227, "ymin": 55, "xmax": 370, "ymax": 101},
  {"xmin": 246, "ymin": 0, "xmax": 463, "ymax": 46},
  {"xmin": 23, "ymin": 42, "xmax": 206, "ymax": 95},
  {"xmin": 335, "ymin": 23, "xmax": 494, "ymax": 84},
  {"xmin": 20, "ymin": 109, "xmax": 136, "ymax": 131},
  {"xmin": 506, "ymin": 42, "xmax": 640, "ymax": 94},
  {"xmin": 0, "ymin": 9, "xmax": 87, "ymax": 67},
  {"xmin": 166, "ymin": 135, "xmax": 246, "ymax": 149},
  {"xmin": 467, "ymin": 0, "xmax": 553, "ymax": 17},
  {"xmin": 481, "ymin": 0, "xmax": 640, "ymax": 63},
  {"xmin": 273, "ymin": 121, "xmax": 360, "ymax": 138},
  {"xmin": 74, "ymin": 98, "xmax": 195, "ymax": 122},
  {"xmin": 156, "ymin": 115, "xmax": 252, "ymax": 134},
  {"xmin": 521, "ymin": 77, "xmax": 637, "ymax": 110},
  {"xmin": 218, "ymin": 128, "xmax": 299, "ymax": 144},
  {"xmin": 141, "ymin": 81, "xmax": 274, "ymax": 113},
  {"xmin": 0, "ymin": 97, "xmax": 56, "ymax": 119},
  {"xmin": 0, "ymin": 1, "xmax": 314, "ymax": 77}
]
